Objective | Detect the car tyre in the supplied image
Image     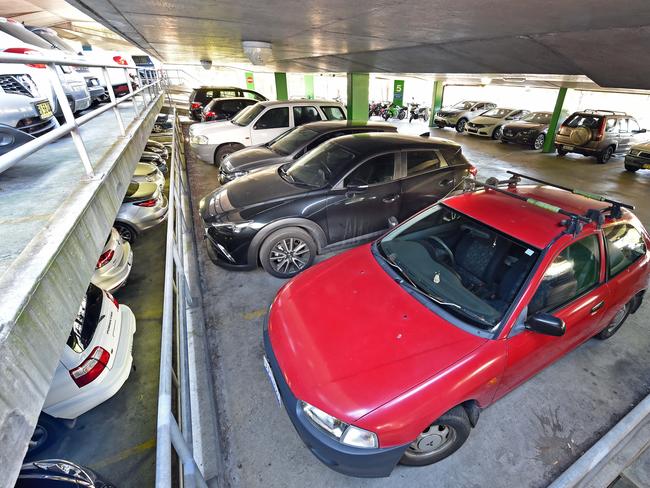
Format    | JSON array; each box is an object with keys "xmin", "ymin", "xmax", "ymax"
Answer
[
  {"xmin": 597, "ymin": 146, "xmax": 614, "ymax": 164},
  {"xmin": 214, "ymin": 144, "xmax": 243, "ymax": 165},
  {"xmin": 400, "ymin": 406, "xmax": 472, "ymax": 467},
  {"xmin": 260, "ymin": 227, "xmax": 316, "ymax": 279},
  {"xmin": 436, "ymin": 124, "xmax": 444, "ymax": 129},
  {"xmin": 114, "ymin": 222, "xmax": 137, "ymax": 244},
  {"xmin": 28, "ymin": 414, "xmax": 61, "ymax": 455},
  {"xmin": 557, "ymin": 148, "xmax": 568, "ymax": 156},
  {"xmin": 625, "ymin": 164, "xmax": 639, "ymax": 172},
  {"xmin": 455, "ymin": 118, "xmax": 467, "ymax": 133},
  {"xmin": 491, "ymin": 125, "xmax": 503, "ymax": 140},
  {"xmin": 533, "ymin": 133, "xmax": 546, "ymax": 150},
  {"xmin": 596, "ymin": 301, "xmax": 631, "ymax": 340}
]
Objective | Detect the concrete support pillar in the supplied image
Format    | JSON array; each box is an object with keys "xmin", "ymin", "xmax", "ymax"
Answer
[
  {"xmin": 304, "ymin": 74, "xmax": 314, "ymax": 99},
  {"xmin": 543, "ymin": 87, "xmax": 568, "ymax": 153},
  {"xmin": 429, "ymin": 81, "xmax": 444, "ymax": 127},
  {"xmin": 274, "ymin": 72, "xmax": 288, "ymax": 101},
  {"xmin": 346, "ymin": 73, "xmax": 369, "ymax": 122}
]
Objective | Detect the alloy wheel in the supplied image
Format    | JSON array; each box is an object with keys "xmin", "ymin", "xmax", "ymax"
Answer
[
  {"xmin": 493, "ymin": 126, "xmax": 503, "ymax": 140},
  {"xmin": 407, "ymin": 423, "xmax": 457, "ymax": 457},
  {"xmin": 269, "ymin": 237, "xmax": 311, "ymax": 275},
  {"xmin": 534, "ymin": 133, "xmax": 545, "ymax": 150},
  {"xmin": 117, "ymin": 225, "xmax": 133, "ymax": 243}
]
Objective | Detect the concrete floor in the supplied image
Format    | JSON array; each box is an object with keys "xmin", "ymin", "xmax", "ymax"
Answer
[
  {"xmin": 25, "ymin": 216, "xmax": 165, "ymax": 486},
  {"xmin": 185, "ymin": 120, "xmax": 650, "ymax": 488}
]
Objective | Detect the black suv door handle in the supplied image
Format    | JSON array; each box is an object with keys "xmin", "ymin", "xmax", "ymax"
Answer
[
  {"xmin": 439, "ymin": 178, "xmax": 454, "ymax": 187},
  {"xmin": 382, "ymin": 194, "xmax": 400, "ymax": 203}
]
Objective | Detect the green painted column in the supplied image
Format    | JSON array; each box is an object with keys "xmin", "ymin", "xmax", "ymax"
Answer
[
  {"xmin": 304, "ymin": 74, "xmax": 314, "ymax": 99},
  {"xmin": 245, "ymin": 71, "xmax": 255, "ymax": 90},
  {"xmin": 392, "ymin": 79, "xmax": 404, "ymax": 106},
  {"xmin": 274, "ymin": 72, "xmax": 288, "ymax": 100},
  {"xmin": 428, "ymin": 81, "xmax": 444, "ymax": 127},
  {"xmin": 346, "ymin": 73, "xmax": 369, "ymax": 121},
  {"xmin": 543, "ymin": 87, "xmax": 568, "ymax": 153}
]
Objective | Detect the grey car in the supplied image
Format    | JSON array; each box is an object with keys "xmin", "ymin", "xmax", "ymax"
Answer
[
  {"xmin": 114, "ymin": 181, "xmax": 168, "ymax": 242},
  {"xmin": 433, "ymin": 101, "xmax": 497, "ymax": 132},
  {"xmin": 218, "ymin": 120, "xmax": 397, "ymax": 184},
  {"xmin": 0, "ymin": 72, "xmax": 58, "ymax": 159}
]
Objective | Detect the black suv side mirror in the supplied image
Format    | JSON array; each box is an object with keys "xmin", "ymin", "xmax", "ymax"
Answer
[{"xmin": 525, "ymin": 313, "xmax": 565, "ymax": 336}]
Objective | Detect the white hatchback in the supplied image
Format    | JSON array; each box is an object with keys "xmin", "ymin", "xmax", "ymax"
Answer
[{"xmin": 189, "ymin": 99, "xmax": 346, "ymax": 164}]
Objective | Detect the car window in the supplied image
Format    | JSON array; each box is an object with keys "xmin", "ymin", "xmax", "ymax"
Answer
[
  {"xmin": 232, "ymin": 103, "xmax": 265, "ymax": 126},
  {"xmin": 268, "ymin": 127, "xmax": 319, "ymax": 155},
  {"xmin": 218, "ymin": 99, "xmax": 243, "ymax": 112},
  {"xmin": 606, "ymin": 118, "xmax": 618, "ymax": 132},
  {"xmin": 67, "ymin": 285, "xmax": 103, "ymax": 353},
  {"xmin": 564, "ymin": 114, "xmax": 603, "ymax": 129},
  {"xmin": 618, "ymin": 118, "xmax": 629, "ymax": 133},
  {"xmin": 605, "ymin": 224, "xmax": 646, "ymax": 278},
  {"xmin": 293, "ymin": 106, "xmax": 322, "ymax": 126},
  {"xmin": 406, "ymin": 150, "xmax": 447, "ymax": 176},
  {"xmin": 243, "ymin": 90, "xmax": 265, "ymax": 101},
  {"xmin": 529, "ymin": 235, "xmax": 600, "ymax": 315},
  {"xmin": 628, "ymin": 118, "xmax": 640, "ymax": 132},
  {"xmin": 344, "ymin": 153, "xmax": 396, "ymax": 187},
  {"xmin": 254, "ymin": 107, "xmax": 290, "ymax": 129},
  {"xmin": 322, "ymin": 106, "xmax": 346, "ymax": 120},
  {"xmin": 302, "ymin": 131, "xmax": 347, "ymax": 153},
  {"xmin": 218, "ymin": 90, "xmax": 238, "ymax": 98},
  {"xmin": 286, "ymin": 141, "xmax": 357, "ymax": 188}
]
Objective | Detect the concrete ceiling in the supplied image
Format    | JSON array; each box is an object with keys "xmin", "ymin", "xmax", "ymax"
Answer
[{"xmin": 15, "ymin": 0, "xmax": 650, "ymax": 89}]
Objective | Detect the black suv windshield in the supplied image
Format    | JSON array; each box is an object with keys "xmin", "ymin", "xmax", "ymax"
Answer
[
  {"xmin": 522, "ymin": 112, "xmax": 551, "ymax": 124},
  {"xmin": 232, "ymin": 103, "xmax": 265, "ymax": 126},
  {"xmin": 285, "ymin": 141, "xmax": 356, "ymax": 188},
  {"xmin": 269, "ymin": 127, "xmax": 319, "ymax": 155},
  {"xmin": 377, "ymin": 205, "xmax": 539, "ymax": 330}
]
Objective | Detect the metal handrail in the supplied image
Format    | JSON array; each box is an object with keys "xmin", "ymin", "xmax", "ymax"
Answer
[
  {"xmin": 156, "ymin": 110, "xmax": 209, "ymax": 488},
  {"xmin": 0, "ymin": 51, "xmax": 164, "ymax": 175}
]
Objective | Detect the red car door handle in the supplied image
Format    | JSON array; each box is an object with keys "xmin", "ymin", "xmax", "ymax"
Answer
[
  {"xmin": 590, "ymin": 301, "xmax": 605, "ymax": 314},
  {"xmin": 382, "ymin": 194, "xmax": 400, "ymax": 203}
]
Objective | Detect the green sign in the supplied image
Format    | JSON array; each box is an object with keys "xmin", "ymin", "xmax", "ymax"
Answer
[
  {"xmin": 245, "ymin": 71, "xmax": 255, "ymax": 90},
  {"xmin": 393, "ymin": 79, "xmax": 404, "ymax": 106}
]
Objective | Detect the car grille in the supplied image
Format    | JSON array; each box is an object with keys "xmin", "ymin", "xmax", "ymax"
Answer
[
  {"xmin": 0, "ymin": 74, "xmax": 34, "ymax": 97},
  {"xmin": 639, "ymin": 151, "xmax": 650, "ymax": 159},
  {"xmin": 468, "ymin": 123, "xmax": 484, "ymax": 128},
  {"xmin": 17, "ymin": 115, "xmax": 57, "ymax": 137}
]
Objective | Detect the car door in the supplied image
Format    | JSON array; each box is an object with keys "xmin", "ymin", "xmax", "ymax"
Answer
[
  {"xmin": 627, "ymin": 118, "xmax": 645, "ymax": 147},
  {"xmin": 617, "ymin": 118, "xmax": 632, "ymax": 152},
  {"xmin": 398, "ymin": 149, "xmax": 458, "ymax": 221},
  {"xmin": 325, "ymin": 152, "xmax": 401, "ymax": 244},
  {"xmin": 250, "ymin": 106, "xmax": 291, "ymax": 145},
  {"xmin": 496, "ymin": 233, "xmax": 610, "ymax": 397}
]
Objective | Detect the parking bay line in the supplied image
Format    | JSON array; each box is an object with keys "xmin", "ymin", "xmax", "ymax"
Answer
[{"xmin": 90, "ymin": 437, "xmax": 156, "ymax": 470}]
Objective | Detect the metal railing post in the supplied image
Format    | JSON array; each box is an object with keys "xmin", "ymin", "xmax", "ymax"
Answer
[
  {"xmin": 101, "ymin": 67, "xmax": 125, "ymax": 136},
  {"xmin": 125, "ymin": 67, "xmax": 141, "ymax": 117},
  {"xmin": 46, "ymin": 64, "xmax": 94, "ymax": 178}
]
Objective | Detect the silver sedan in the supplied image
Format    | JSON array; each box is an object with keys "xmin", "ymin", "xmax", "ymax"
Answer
[
  {"xmin": 114, "ymin": 182, "xmax": 168, "ymax": 243},
  {"xmin": 91, "ymin": 227, "xmax": 133, "ymax": 292}
]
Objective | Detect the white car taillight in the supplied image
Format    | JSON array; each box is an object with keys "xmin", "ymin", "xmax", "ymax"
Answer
[{"xmin": 69, "ymin": 346, "xmax": 110, "ymax": 387}]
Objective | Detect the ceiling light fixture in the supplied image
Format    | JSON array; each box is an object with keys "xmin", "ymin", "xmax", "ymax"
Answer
[{"xmin": 242, "ymin": 41, "xmax": 273, "ymax": 66}]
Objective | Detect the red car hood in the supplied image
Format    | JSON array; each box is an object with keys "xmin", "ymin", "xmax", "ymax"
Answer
[{"xmin": 268, "ymin": 244, "xmax": 487, "ymax": 422}]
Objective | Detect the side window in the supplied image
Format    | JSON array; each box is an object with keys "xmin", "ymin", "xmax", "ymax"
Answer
[
  {"xmin": 219, "ymin": 99, "xmax": 243, "ymax": 114},
  {"xmin": 219, "ymin": 90, "xmax": 238, "ymax": 98},
  {"xmin": 529, "ymin": 235, "xmax": 601, "ymax": 315},
  {"xmin": 322, "ymin": 106, "xmax": 346, "ymax": 120},
  {"xmin": 293, "ymin": 106, "xmax": 322, "ymax": 126},
  {"xmin": 618, "ymin": 118, "xmax": 629, "ymax": 133},
  {"xmin": 605, "ymin": 118, "xmax": 617, "ymax": 132},
  {"xmin": 473, "ymin": 104, "xmax": 484, "ymax": 111},
  {"xmin": 605, "ymin": 224, "xmax": 646, "ymax": 277},
  {"xmin": 628, "ymin": 118, "xmax": 640, "ymax": 132},
  {"xmin": 344, "ymin": 153, "xmax": 395, "ymax": 187},
  {"xmin": 254, "ymin": 108, "xmax": 290, "ymax": 129},
  {"xmin": 406, "ymin": 150, "xmax": 447, "ymax": 176}
]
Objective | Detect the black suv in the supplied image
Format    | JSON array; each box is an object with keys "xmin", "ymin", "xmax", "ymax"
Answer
[
  {"xmin": 218, "ymin": 120, "xmax": 397, "ymax": 183},
  {"xmin": 189, "ymin": 86, "xmax": 267, "ymax": 120},
  {"xmin": 201, "ymin": 97, "xmax": 258, "ymax": 122},
  {"xmin": 200, "ymin": 133, "xmax": 476, "ymax": 278}
]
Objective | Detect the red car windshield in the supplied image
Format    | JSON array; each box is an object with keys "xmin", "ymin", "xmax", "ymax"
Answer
[{"xmin": 377, "ymin": 205, "xmax": 539, "ymax": 330}]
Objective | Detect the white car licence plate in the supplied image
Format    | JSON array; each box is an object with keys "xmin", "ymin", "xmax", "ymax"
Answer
[{"xmin": 263, "ymin": 356, "xmax": 282, "ymax": 405}]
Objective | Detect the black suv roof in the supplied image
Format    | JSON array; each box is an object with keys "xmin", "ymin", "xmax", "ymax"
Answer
[
  {"xmin": 334, "ymin": 132, "xmax": 461, "ymax": 153},
  {"xmin": 300, "ymin": 120, "xmax": 396, "ymax": 134}
]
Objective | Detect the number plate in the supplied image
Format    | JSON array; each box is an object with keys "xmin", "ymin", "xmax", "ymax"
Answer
[
  {"xmin": 263, "ymin": 356, "xmax": 282, "ymax": 405},
  {"xmin": 563, "ymin": 145, "xmax": 574, "ymax": 150},
  {"xmin": 35, "ymin": 101, "xmax": 53, "ymax": 120}
]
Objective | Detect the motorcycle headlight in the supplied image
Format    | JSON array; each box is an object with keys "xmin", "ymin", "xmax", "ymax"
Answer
[
  {"xmin": 300, "ymin": 401, "xmax": 378, "ymax": 449},
  {"xmin": 191, "ymin": 135, "xmax": 208, "ymax": 145}
]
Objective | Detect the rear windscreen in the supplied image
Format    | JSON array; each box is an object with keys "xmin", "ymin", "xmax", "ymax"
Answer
[
  {"xmin": 564, "ymin": 114, "xmax": 602, "ymax": 129},
  {"xmin": 67, "ymin": 285, "xmax": 103, "ymax": 352}
]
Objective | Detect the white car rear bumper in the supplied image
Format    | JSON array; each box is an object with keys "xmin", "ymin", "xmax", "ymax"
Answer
[{"xmin": 91, "ymin": 242, "xmax": 134, "ymax": 293}]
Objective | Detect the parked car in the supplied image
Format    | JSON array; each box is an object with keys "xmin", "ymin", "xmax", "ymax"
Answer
[
  {"xmin": 16, "ymin": 459, "xmax": 115, "ymax": 487},
  {"xmin": 201, "ymin": 97, "xmax": 258, "ymax": 122},
  {"xmin": 140, "ymin": 150, "xmax": 167, "ymax": 174},
  {"xmin": 145, "ymin": 139, "xmax": 169, "ymax": 160},
  {"xmin": 555, "ymin": 110, "xmax": 646, "ymax": 163},
  {"xmin": 501, "ymin": 111, "xmax": 553, "ymax": 149},
  {"xmin": 464, "ymin": 107, "xmax": 529, "ymax": 139},
  {"xmin": 0, "ymin": 19, "xmax": 91, "ymax": 115},
  {"xmin": 189, "ymin": 86, "xmax": 267, "ymax": 120},
  {"xmin": 115, "ymin": 181, "xmax": 168, "ymax": 243},
  {"xmin": 263, "ymin": 174, "xmax": 648, "ymax": 477},
  {"xmin": 624, "ymin": 141, "xmax": 650, "ymax": 172},
  {"xmin": 27, "ymin": 26, "xmax": 108, "ymax": 106},
  {"xmin": 153, "ymin": 112, "xmax": 172, "ymax": 133},
  {"xmin": 433, "ymin": 101, "xmax": 496, "ymax": 132},
  {"xmin": 132, "ymin": 161, "xmax": 165, "ymax": 189},
  {"xmin": 200, "ymin": 133, "xmax": 476, "ymax": 278},
  {"xmin": 0, "ymin": 68, "xmax": 58, "ymax": 159},
  {"xmin": 218, "ymin": 120, "xmax": 397, "ymax": 184},
  {"xmin": 189, "ymin": 99, "xmax": 347, "ymax": 164},
  {"xmin": 29, "ymin": 284, "xmax": 136, "ymax": 454},
  {"xmin": 90, "ymin": 227, "xmax": 133, "ymax": 293}
]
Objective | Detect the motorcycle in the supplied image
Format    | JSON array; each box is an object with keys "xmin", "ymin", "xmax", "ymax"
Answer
[
  {"xmin": 409, "ymin": 103, "xmax": 429, "ymax": 123},
  {"xmin": 383, "ymin": 103, "xmax": 407, "ymax": 121},
  {"xmin": 368, "ymin": 101, "xmax": 383, "ymax": 117}
]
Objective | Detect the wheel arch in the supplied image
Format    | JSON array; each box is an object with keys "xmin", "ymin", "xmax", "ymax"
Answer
[
  {"xmin": 460, "ymin": 400, "xmax": 481, "ymax": 427},
  {"xmin": 630, "ymin": 289, "xmax": 646, "ymax": 314},
  {"xmin": 213, "ymin": 141, "xmax": 246, "ymax": 161},
  {"xmin": 247, "ymin": 218, "xmax": 328, "ymax": 265}
]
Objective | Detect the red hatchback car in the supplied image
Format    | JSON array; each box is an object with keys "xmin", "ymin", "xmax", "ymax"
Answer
[{"xmin": 263, "ymin": 172, "xmax": 649, "ymax": 478}]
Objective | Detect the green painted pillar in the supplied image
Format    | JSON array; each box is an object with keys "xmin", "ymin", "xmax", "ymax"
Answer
[
  {"xmin": 304, "ymin": 74, "xmax": 314, "ymax": 99},
  {"xmin": 543, "ymin": 87, "xmax": 568, "ymax": 153},
  {"xmin": 346, "ymin": 73, "xmax": 369, "ymax": 121},
  {"xmin": 245, "ymin": 71, "xmax": 255, "ymax": 90},
  {"xmin": 274, "ymin": 72, "xmax": 288, "ymax": 100},
  {"xmin": 428, "ymin": 81, "xmax": 444, "ymax": 127},
  {"xmin": 392, "ymin": 79, "xmax": 404, "ymax": 106}
]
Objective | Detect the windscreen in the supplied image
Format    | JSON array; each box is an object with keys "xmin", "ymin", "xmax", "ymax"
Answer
[
  {"xmin": 0, "ymin": 21, "xmax": 52, "ymax": 49},
  {"xmin": 451, "ymin": 101, "xmax": 475, "ymax": 110},
  {"xmin": 482, "ymin": 108, "xmax": 512, "ymax": 118},
  {"xmin": 269, "ymin": 127, "xmax": 319, "ymax": 155},
  {"xmin": 377, "ymin": 205, "xmax": 539, "ymax": 330},
  {"xmin": 67, "ymin": 285, "xmax": 103, "ymax": 353},
  {"xmin": 231, "ymin": 103, "xmax": 265, "ymax": 126},
  {"xmin": 522, "ymin": 112, "xmax": 552, "ymax": 124},
  {"xmin": 564, "ymin": 114, "xmax": 603, "ymax": 129},
  {"xmin": 284, "ymin": 141, "xmax": 356, "ymax": 188},
  {"xmin": 31, "ymin": 29, "xmax": 76, "ymax": 52}
]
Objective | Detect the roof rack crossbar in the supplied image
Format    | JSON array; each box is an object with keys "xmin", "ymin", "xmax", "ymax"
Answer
[
  {"xmin": 582, "ymin": 109, "xmax": 627, "ymax": 116},
  {"xmin": 506, "ymin": 171, "xmax": 635, "ymax": 210}
]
